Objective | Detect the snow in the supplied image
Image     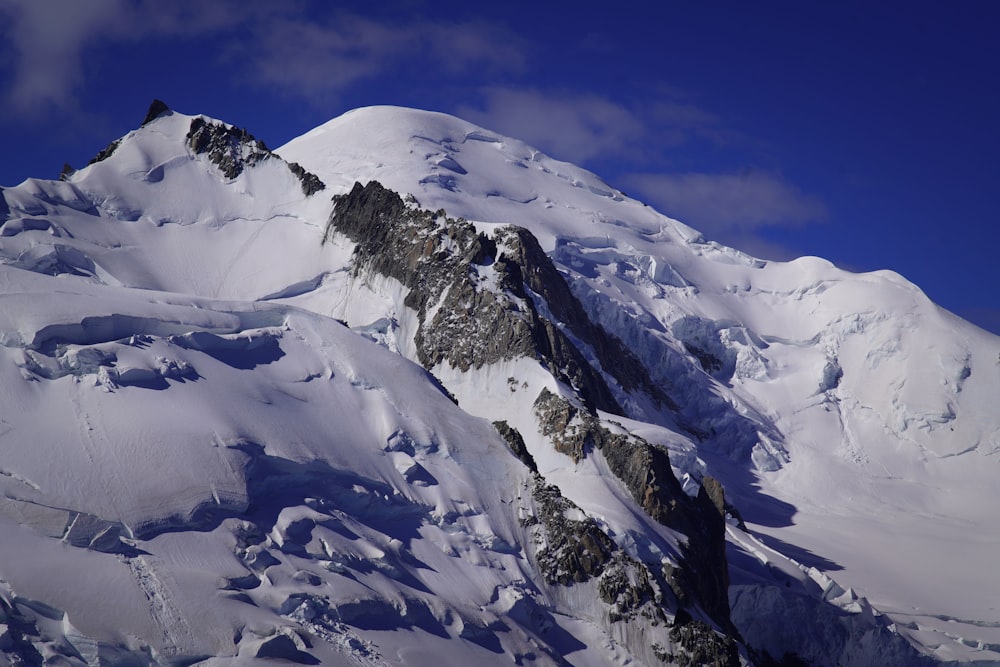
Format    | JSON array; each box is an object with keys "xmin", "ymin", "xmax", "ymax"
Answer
[
  {"xmin": 280, "ymin": 106, "xmax": 1000, "ymax": 663},
  {"xmin": 0, "ymin": 103, "xmax": 998, "ymax": 663}
]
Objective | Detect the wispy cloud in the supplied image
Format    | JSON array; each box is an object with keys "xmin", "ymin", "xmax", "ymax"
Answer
[
  {"xmin": 0, "ymin": 1, "xmax": 525, "ymax": 116},
  {"xmin": 619, "ymin": 170, "xmax": 829, "ymax": 254},
  {"xmin": 0, "ymin": 0, "xmax": 249, "ymax": 115},
  {"xmin": 453, "ymin": 88, "xmax": 827, "ymax": 254},
  {"xmin": 233, "ymin": 13, "xmax": 525, "ymax": 103},
  {"xmin": 455, "ymin": 87, "xmax": 724, "ymax": 166},
  {"xmin": 0, "ymin": 0, "xmax": 124, "ymax": 114},
  {"xmin": 0, "ymin": 1, "xmax": 827, "ymax": 263}
]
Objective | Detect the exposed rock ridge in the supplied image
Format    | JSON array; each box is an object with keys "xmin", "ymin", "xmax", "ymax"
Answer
[
  {"xmin": 185, "ymin": 116, "xmax": 271, "ymax": 179},
  {"xmin": 327, "ymin": 180, "xmax": 661, "ymax": 414},
  {"xmin": 526, "ymin": 476, "xmax": 617, "ymax": 585},
  {"xmin": 80, "ymin": 102, "xmax": 326, "ymax": 197},
  {"xmin": 325, "ymin": 179, "xmax": 739, "ymax": 654},
  {"xmin": 496, "ymin": 226, "xmax": 672, "ymax": 408},
  {"xmin": 88, "ymin": 100, "xmax": 165, "ymax": 166},
  {"xmin": 493, "ymin": 420, "xmax": 538, "ymax": 473},
  {"xmin": 141, "ymin": 98, "xmax": 171, "ymax": 126},
  {"xmin": 88, "ymin": 138, "xmax": 122, "ymax": 166},
  {"xmin": 533, "ymin": 388, "xmax": 733, "ymax": 634},
  {"xmin": 183, "ymin": 117, "xmax": 326, "ymax": 195},
  {"xmin": 523, "ymin": 473, "xmax": 740, "ymax": 666}
]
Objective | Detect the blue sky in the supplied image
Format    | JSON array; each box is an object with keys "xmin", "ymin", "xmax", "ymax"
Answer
[{"xmin": 1, "ymin": 1, "xmax": 998, "ymax": 332}]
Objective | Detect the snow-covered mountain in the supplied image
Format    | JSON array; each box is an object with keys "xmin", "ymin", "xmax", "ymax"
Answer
[{"xmin": 0, "ymin": 101, "xmax": 997, "ymax": 666}]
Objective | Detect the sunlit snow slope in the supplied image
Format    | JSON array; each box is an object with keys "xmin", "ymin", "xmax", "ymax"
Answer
[
  {"xmin": 280, "ymin": 106, "xmax": 1000, "ymax": 665},
  {"xmin": 0, "ymin": 102, "xmax": 996, "ymax": 665}
]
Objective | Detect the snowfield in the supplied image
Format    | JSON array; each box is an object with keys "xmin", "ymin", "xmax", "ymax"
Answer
[{"xmin": 0, "ymin": 103, "xmax": 996, "ymax": 665}]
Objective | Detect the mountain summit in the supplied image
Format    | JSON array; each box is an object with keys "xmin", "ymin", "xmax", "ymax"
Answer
[{"xmin": 0, "ymin": 102, "xmax": 996, "ymax": 665}]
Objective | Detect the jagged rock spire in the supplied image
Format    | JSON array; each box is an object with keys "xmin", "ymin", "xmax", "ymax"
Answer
[{"xmin": 142, "ymin": 99, "xmax": 171, "ymax": 126}]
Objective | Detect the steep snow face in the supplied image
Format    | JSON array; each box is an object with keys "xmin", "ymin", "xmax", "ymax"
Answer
[
  {"xmin": 279, "ymin": 106, "xmax": 1000, "ymax": 663},
  {"xmin": 277, "ymin": 106, "xmax": 670, "ymax": 251}
]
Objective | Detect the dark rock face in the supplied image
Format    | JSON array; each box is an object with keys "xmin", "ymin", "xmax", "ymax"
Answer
[
  {"xmin": 668, "ymin": 610, "xmax": 742, "ymax": 667},
  {"xmin": 142, "ymin": 98, "xmax": 171, "ymax": 126},
  {"xmin": 287, "ymin": 161, "xmax": 326, "ymax": 196},
  {"xmin": 532, "ymin": 388, "xmax": 602, "ymax": 463},
  {"xmin": 186, "ymin": 117, "xmax": 325, "ymax": 196},
  {"xmin": 496, "ymin": 226, "xmax": 672, "ymax": 408},
  {"xmin": 492, "ymin": 421, "xmax": 538, "ymax": 473},
  {"xmin": 597, "ymin": 552, "xmax": 664, "ymax": 623},
  {"xmin": 525, "ymin": 476, "xmax": 738, "ymax": 665},
  {"xmin": 326, "ymin": 179, "xmax": 738, "ymax": 651},
  {"xmin": 533, "ymin": 387, "xmax": 733, "ymax": 634},
  {"xmin": 327, "ymin": 180, "xmax": 663, "ymax": 414},
  {"xmin": 88, "ymin": 138, "xmax": 122, "ymax": 166},
  {"xmin": 528, "ymin": 477, "xmax": 616, "ymax": 585},
  {"xmin": 186, "ymin": 117, "xmax": 272, "ymax": 180}
]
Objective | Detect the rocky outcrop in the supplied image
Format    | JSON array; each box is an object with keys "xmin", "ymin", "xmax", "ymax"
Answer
[
  {"xmin": 186, "ymin": 117, "xmax": 325, "ymax": 195},
  {"xmin": 523, "ymin": 476, "xmax": 740, "ymax": 666},
  {"xmin": 533, "ymin": 387, "xmax": 733, "ymax": 634},
  {"xmin": 88, "ymin": 137, "xmax": 122, "ymax": 166},
  {"xmin": 186, "ymin": 117, "xmax": 272, "ymax": 179},
  {"xmin": 606, "ymin": 437, "xmax": 731, "ymax": 631},
  {"xmin": 597, "ymin": 552, "xmax": 664, "ymax": 623},
  {"xmin": 287, "ymin": 161, "xmax": 325, "ymax": 196},
  {"xmin": 496, "ymin": 226, "xmax": 671, "ymax": 408},
  {"xmin": 78, "ymin": 100, "xmax": 325, "ymax": 197},
  {"xmin": 141, "ymin": 98, "xmax": 171, "ymax": 126},
  {"xmin": 327, "ymin": 180, "xmax": 664, "ymax": 414},
  {"xmin": 326, "ymin": 179, "xmax": 738, "ymax": 651},
  {"xmin": 526, "ymin": 476, "xmax": 616, "ymax": 585},
  {"xmin": 668, "ymin": 610, "xmax": 742, "ymax": 667},
  {"xmin": 532, "ymin": 388, "xmax": 592, "ymax": 462},
  {"xmin": 493, "ymin": 421, "xmax": 537, "ymax": 473}
]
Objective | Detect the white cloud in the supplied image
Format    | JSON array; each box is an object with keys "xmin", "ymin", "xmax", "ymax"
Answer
[
  {"xmin": 0, "ymin": 0, "xmax": 254, "ymax": 114},
  {"xmin": 451, "ymin": 87, "xmax": 827, "ymax": 248},
  {"xmin": 457, "ymin": 89, "xmax": 645, "ymax": 164},
  {"xmin": 236, "ymin": 13, "xmax": 525, "ymax": 102},
  {"xmin": 0, "ymin": 1, "xmax": 525, "ymax": 116},
  {"xmin": 0, "ymin": 0, "xmax": 125, "ymax": 113},
  {"xmin": 0, "ymin": 2, "xmax": 827, "ymax": 263},
  {"xmin": 620, "ymin": 170, "xmax": 828, "ymax": 239},
  {"xmin": 455, "ymin": 87, "xmax": 723, "ymax": 166}
]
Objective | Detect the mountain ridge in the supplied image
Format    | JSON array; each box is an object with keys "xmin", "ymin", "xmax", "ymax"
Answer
[{"xmin": 0, "ymin": 100, "xmax": 996, "ymax": 665}]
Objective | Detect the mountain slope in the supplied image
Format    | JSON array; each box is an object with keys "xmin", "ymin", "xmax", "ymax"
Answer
[
  {"xmin": 279, "ymin": 106, "xmax": 1000, "ymax": 664},
  {"xmin": 0, "ymin": 102, "xmax": 996, "ymax": 665}
]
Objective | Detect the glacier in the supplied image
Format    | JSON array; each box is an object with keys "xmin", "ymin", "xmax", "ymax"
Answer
[{"xmin": 0, "ymin": 101, "xmax": 996, "ymax": 665}]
